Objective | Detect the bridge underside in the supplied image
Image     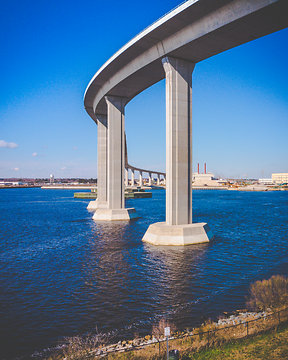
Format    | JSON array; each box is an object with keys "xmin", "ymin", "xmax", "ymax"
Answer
[{"xmin": 85, "ymin": 0, "xmax": 288, "ymax": 118}]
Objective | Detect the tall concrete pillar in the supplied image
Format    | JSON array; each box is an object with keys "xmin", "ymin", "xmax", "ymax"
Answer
[
  {"xmin": 157, "ymin": 174, "xmax": 160, "ymax": 186},
  {"xmin": 148, "ymin": 172, "xmax": 152, "ymax": 186},
  {"xmin": 125, "ymin": 168, "xmax": 129, "ymax": 187},
  {"xmin": 131, "ymin": 169, "xmax": 135, "ymax": 186},
  {"xmin": 164, "ymin": 57, "xmax": 194, "ymax": 225},
  {"xmin": 87, "ymin": 114, "xmax": 108, "ymax": 210},
  {"xmin": 105, "ymin": 95, "xmax": 125, "ymax": 209},
  {"xmin": 143, "ymin": 57, "xmax": 213, "ymax": 245},
  {"xmin": 93, "ymin": 96, "xmax": 137, "ymax": 221},
  {"xmin": 139, "ymin": 171, "xmax": 143, "ymax": 187}
]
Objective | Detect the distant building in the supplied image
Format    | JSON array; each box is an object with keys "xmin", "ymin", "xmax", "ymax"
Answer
[
  {"xmin": 192, "ymin": 172, "xmax": 222, "ymax": 187},
  {"xmin": 50, "ymin": 174, "xmax": 54, "ymax": 184},
  {"xmin": 0, "ymin": 181, "xmax": 23, "ymax": 186},
  {"xmin": 272, "ymin": 173, "xmax": 288, "ymax": 184},
  {"xmin": 258, "ymin": 178, "xmax": 273, "ymax": 185}
]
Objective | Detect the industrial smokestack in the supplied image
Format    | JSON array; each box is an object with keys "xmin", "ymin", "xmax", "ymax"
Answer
[
  {"xmin": 197, "ymin": 163, "xmax": 199, "ymax": 174},
  {"xmin": 204, "ymin": 163, "xmax": 207, "ymax": 174}
]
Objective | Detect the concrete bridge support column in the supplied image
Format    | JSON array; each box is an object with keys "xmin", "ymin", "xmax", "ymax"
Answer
[
  {"xmin": 139, "ymin": 171, "xmax": 143, "ymax": 187},
  {"xmin": 148, "ymin": 173, "xmax": 152, "ymax": 186},
  {"xmin": 157, "ymin": 174, "xmax": 160, "ymax": 186},
  {"xmin": 88, "ymin": 114, "xmax": 108, "ymax": 210},
  {"xmin": 143, "ymin": 57, "xmax": 212, "ymax": 245},
  {"xmin": 93, "ymin": 96, "xmax": 137, "ymax": 221},
  {"xmin": 131, "ymin": 169, "xmax": 135, "ymax": 186},
  {"xmin": 125, "ymin": 168, "xmax": 129, "ymax": 187}
]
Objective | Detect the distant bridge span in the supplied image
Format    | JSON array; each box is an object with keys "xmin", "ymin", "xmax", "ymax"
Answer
[
  {"xmin": 125, "ymin": 164, "xmax": 166, "ymax": 187},
  {"xmin": 124, "ymin": 135, "xmax": 166, "ymax": 187},
  {"xmin": 84, "ymin": 0, "xmax": 288, "ymax": 244}
]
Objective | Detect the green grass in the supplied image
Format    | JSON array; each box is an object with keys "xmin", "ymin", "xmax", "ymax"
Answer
[{"xmin": 182, "ymin": 322, "xmax": 288, "ymax": 360}]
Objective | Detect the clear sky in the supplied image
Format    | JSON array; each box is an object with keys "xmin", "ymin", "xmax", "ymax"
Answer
[{"xmin": 0, "ymin": 0, "xmax": 287, "ymax": 179}]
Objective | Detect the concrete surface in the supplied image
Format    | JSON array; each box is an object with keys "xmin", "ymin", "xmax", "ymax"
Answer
[
  {"xmin": 87, "ymin": 199, "xmax": 107, "ymax": 210},
  {"xmin": 163, "ymin": 56, "xmax": 194, "ymax": 226},
  {"xmin": 106, "ymin": 95, "xmax": 126, "ymax": 210},
  {"xmin": 91, "ymin": 96, "xmax": 137, "ymax": 221},
  {"xmin": 92, "ymin": 208, "xmax": 138, "ymax": 221},
  {"xmin": 84, "ymin": 0, "xmax": 288, "ymax": 118},
  {"xmin": 142, "ymin": 222, "xmax": 213, "ymax": 246},
  {"xmin": 87, "ymin": 114, "xmax": 107, "ymax": 210}
]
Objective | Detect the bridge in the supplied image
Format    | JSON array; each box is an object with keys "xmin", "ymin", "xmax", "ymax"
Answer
[
  {"xmin": 125, "ymin": 165, "xmax": 166, "ymax": 187},
  {"xmin": 124, "ymin": 135, "xmax": 166, "ymax": 187},
  {"xmin": 84, "ymin": 0, "xmax": 288, "ymax": 245}
]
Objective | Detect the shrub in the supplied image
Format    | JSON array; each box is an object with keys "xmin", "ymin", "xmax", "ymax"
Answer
[
  {"xmin": 246, "ymin": 275, "xmax": 288, "ymax": 311},
  {"xmin": 55, "ymin": 330, "xmax": 110, "ymax": 360}
]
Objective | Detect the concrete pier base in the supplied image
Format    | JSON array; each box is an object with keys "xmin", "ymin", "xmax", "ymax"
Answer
[
  {"xmin": 142, "ymin": 222, "xmax": 213, "ymax": 246},
  {"xmin": 87, "ymin": 200, "xmax": 107, "ymax": 211},
  {"xmin": 92, "ymin": 208, "xmax": 138, "ymax": 221}
]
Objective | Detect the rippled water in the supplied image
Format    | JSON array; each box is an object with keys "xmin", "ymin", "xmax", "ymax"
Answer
[{"xmin": 0, "ymin": 188, "xmax": 287, "ymax": 359}]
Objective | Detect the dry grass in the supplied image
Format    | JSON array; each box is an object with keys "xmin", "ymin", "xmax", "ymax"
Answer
[
  {"xmin": 182, "ymin": 322, "xmax": 288, "ymax": 360},
  {"xmin": 105, "ymin": 309, "xmax": 288, "ymax": 360}
]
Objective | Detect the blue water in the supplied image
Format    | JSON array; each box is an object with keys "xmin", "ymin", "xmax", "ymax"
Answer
[{"xmin": 0, "ymin": 188, "xmax": 287, "ymax": 359}]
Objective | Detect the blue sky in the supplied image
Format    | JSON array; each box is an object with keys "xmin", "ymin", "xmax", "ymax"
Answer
[{"xmin": 0, "ymin": 0, "xmax": 287, "ymax": 179}]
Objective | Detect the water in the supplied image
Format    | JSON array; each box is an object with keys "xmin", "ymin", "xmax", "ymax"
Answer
[{"xmin": 0, "ymin": 188, "xmax": 287, "ymax": 359}]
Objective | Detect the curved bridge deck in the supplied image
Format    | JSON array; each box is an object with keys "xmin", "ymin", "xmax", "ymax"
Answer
[{"xmin": 85, "ymin": 0, "xmax": 288, "ymax": 118}]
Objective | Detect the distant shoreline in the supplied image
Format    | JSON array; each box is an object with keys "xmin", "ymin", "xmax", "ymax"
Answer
[
  {"xmin": 41, "ymin": 185, "xmax": 97, "ymax": 190},
  {"xmin": 0, "ymin": 185, "xmax": 41, "ymax": 189},
  {"xmin": 0, "ymin": 185, "xmax": 286, "ymax": 191}
]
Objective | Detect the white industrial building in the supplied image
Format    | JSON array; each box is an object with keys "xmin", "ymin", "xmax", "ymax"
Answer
[
  {"xmin": 192, "ymin": 172, "xmax": 222, "ymax": 187},
  {"xmin": 272, "ymin": 173, "xmax": 288, "ymax": 184}
]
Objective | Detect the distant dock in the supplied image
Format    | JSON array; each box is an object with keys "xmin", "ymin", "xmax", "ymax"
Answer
[{"xmin": 74, "ymin": 188, "xmax": 152, "ymax": 199}]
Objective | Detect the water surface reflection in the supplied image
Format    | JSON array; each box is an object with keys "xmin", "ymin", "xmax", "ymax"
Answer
[{"xmin": 0, "ymin": 188, "xmax": 287, "ymax": 358}]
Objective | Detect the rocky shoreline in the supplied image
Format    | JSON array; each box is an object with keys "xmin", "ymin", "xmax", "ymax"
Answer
[{"xmin": 80, "ymin": 309, "xmax": 271, "ymax": 358}]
